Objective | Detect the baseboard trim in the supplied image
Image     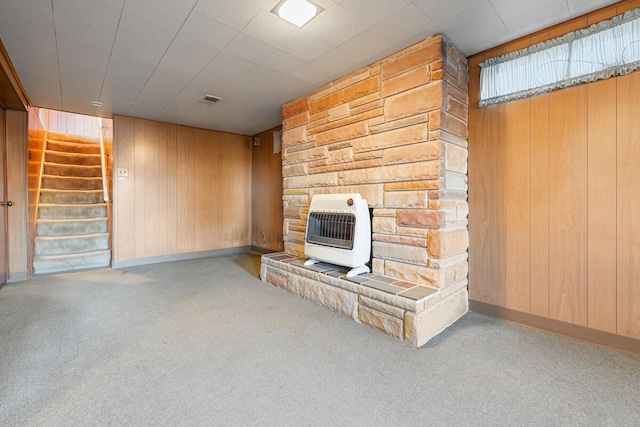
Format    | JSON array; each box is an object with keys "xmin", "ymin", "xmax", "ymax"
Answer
[
  {"xmin": 8, "ymin": 271, "xmax": 28, "ymax": 283},
  {"xmin": 113, "ymin": 246, "xmax": 252, "ymax": 268},
  {"xmin": 251, "ymin": 246, "xmax": 278, "ymax": 254},
  {"xmin": 469, "ymin": 300, "xmax": 640, "ymax": 357}
]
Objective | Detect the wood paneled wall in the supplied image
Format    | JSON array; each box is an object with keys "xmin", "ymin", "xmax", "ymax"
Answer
[
  {"xmin": 469, "ymin": 0, "xmax": 640, "ymax": 341},
  {"xmin": 113, "ymin": 116, "xmax": 251, "ymax": 264},
  {"xmin": 6, "ymin": 109, "xmax": 28, "ymax": 281},
  {"xmin": 45, "ymin": 110, "xmax": 102, "ymax": 137},
  {"xmin": 27, "ymin": 107, "xmax": 46, "ymax": 277},
  {"xmin": 251, "ymin": 126, "xmax": 283, "ymax": 252}
]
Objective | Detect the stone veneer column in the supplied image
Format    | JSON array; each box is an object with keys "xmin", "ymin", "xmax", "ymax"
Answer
[{"xmin": 281, "ymin": 35, "xmax": 469, "ymax": 296}]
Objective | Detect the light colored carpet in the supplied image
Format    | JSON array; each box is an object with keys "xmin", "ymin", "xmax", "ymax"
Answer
[{"xmin": 1, "ymin": 253, "xmax": 638, "ymax": 426}]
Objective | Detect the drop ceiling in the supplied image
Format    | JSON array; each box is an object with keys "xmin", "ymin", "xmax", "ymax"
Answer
[{"xmin": 0, "ymin": 0, "xmax": 620, "ymax": 135}]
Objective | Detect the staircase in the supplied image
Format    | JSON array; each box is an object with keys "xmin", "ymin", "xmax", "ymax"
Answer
[{"xmin": 33, "ymin": 131, "xmax": 111, "ymax": 275}]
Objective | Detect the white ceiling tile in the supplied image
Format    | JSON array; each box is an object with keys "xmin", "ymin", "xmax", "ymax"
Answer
[
  {"xmin": 96, "ymin": 0, "xmax": 125, "ymax": 10},
  {"xmin": 0, "ymin": 20, "xmax": 58, "ymax": 66},
  {"xmin": 107, "ymin": 55, "xmax": 157, "ymax": 82},
  {"xmin": 188, "ymin": 52, "xmax": 257, "ymax": 93},
  {"xmin": 437, "ymin": 1, "xmax": 505, "ymax": 46},
  {"xmin": 0, "ymin": 0, "xmax": 52, "ymax": 16},
  {"xmin": 312, "ymin": 46, "xmax": 358, "ymax": 77},
  {"xmin": 567, "ymin": 0, "xmax": 617, "ymax": 18},
  {"xmin": 9, "ymin": 57, "xmax": 60, "ymax": 80},
  {"xmin": 490, "ymin": 0, "xmax": 557, "ymax": 22},
  {"xmin": 166, "ymin": 34, "xmax": 220, "ymax": 62},
  {"xmin": 504, "ymin": 1, "xmax": 571, "ymax": 40},
  {"xmin": 53, "ymin": 0, "xmax": 122, "ymax": 25},
  {"xmin": 159, "ymin": 51, "xmax": 208, "ymax": 77},
  {"xmin": 448, "ymin": 23, "xmax": 511, "ymax": 56},
  {"xmin": 55, "ymin": 28, "xmax": 117, "ymax": 56},
  {"xmin": 375, "ymin": 3, "xmax": 439, "ymax": 50},
  {"xmin": 339, "ymin": 4, "xmax": 435, "ymax": 66},
  {"xmin": 123, "ymin": 0, "xmax": 191, "ymax": 32},
  {"xmin": 242, "ymin": 9, "xmax": 299, "ymax": 48},
  {"xmin": 413, "ymin": 0, "xmax": 485, "ymax": 23},
  {"xmin": 304, "ymin": 5, "xmax": 367, "ymax": 45},
  {"xmin": 160, "ymin": 34, "xmax": 220, "ymax": 75},
  {"xmin": 337, "ymin": 0, "xmax": 411, "ymax": 25},
  {"xmin": 188, "ymin": 67, "xmax": 235, "ymax": 93},
  {"xmin": 282, "ymin": 32, "xmax": 334, "ymax": 62},
  {"xmin": 242, "ymin": 65, "xmax": 288, "ymax": 87},
  {"xmin": 142, "ymin": 67, "xmax": 192, "ymax": 97},
  {"xmin": 129, "ymin": 96, "xmax": 170, "ymax": 119},
  {"xmin": 58, "ymin": 53, "xmax": 109, "ymax": 82},
  {"xmin": 194, "ymin": 0, "xmax": 268, "ymax": 30},
  {"xmin": 208, "ymin": 50, "xmax": 256, "ymax": 74},
  {"xmin": 260, "ymin": 49, "xmax": 308, "ymax": 74},
  {"xmin": 112, "ymin": 13, "xmax": 177, "ymax": 64},
  {"xmin": 180, "ymin": 11, "xmax": 239, "ymax": 50},
  {"xmin": 290, "ymin": 61, "xmax": 335, "ymax": 84},
  {"xmin": 18, "ymin": 72, "xmax": 62, "ymax": 108},
  {"xmin": 173, "ymin": 0, "xmax": 198, "ymax": 8},
  {"xmin": 223, "ymin": 33, "xmax": 278, "ymax": 63}
]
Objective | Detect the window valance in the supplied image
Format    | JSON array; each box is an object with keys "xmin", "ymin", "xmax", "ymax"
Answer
[{"xmin": 479, "ymin": 8, "xmax": 640, "ymax": 107}]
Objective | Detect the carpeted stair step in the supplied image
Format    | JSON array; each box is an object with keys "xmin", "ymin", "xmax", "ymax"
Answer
[
  {"xmin": 47, "ymin": 131, "xmax": 100, "ymax": 144},
  {"xmin": 44, "ymin": 161, "xmax": 102, "ymax": 177},
  {"xmin": 35, "ymin": 233, "xmax": 109, "ymax": 256},
  {"xmin": 39, "ymin": 189, "xmax": 104, "ymax": 204},
  {"xmin": 41, "ymin": 174, "xmax": 102, "ymax": 190},
  {"xmin": 38, "ymin": 203, "xmax": 107, "ymax": 219},
  {"xmin": 36, "ymin": 217, "xmax": 108, "ymax": 236},
  {"xmin": 47, "ymin": 139, "xmax": 101, "ymax": 155},
  {"xmin": 45, "ymin": 150, "xmax": 101, "ymax": 166},
  {"xmin": 33, "ymin": 249, "xmax": 111, "ymax": 275}
]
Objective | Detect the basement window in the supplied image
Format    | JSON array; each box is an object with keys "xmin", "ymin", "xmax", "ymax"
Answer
[{"xmin": 479, "ymin": 8, "xmax": 640, "ymax": 107}]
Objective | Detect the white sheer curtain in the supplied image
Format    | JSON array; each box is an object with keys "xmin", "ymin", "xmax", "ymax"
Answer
[{"xmin": 480, "ymin": 8, "xmax": 640, "ymax": 107}]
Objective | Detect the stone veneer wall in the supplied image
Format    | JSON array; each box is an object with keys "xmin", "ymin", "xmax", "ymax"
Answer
[{"xmin": 280, "ymin": 35, "xmax": 469, "ymax": 295}]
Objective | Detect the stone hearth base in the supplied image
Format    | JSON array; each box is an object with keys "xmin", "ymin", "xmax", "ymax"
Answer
[{"xmin": 261, "ymin": 253, "xmax": 468, "ymax": 347}]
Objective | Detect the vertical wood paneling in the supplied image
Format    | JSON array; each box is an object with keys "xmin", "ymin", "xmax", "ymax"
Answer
[
  {"xmin": 617, "ymin": 71, "xmax": 640, "ymax": 339},
  {"xmin": 251, "ymin": 127, "xmax": 284, "ymax": 252},
  {"xmin": 530, "ymin": 94, "xmax": 550, "ymax": 317},
  {"xmin": 587, "ymin": 79, "xmax": 617, "ymax": 333},
  {"xmin": 165, "ymin": 125, "xmax": 178, "ymax": 253},
  {"xmin": 489, "ymin": 103, "xmax": 506, "ymax": 307},
  {"xmin": 114, "ymin": 117, "xmax": 135, "ymax": 261},
  {"xmin": 468, "ymin": 1, "xmax": 640, "ymax": 344},
  {"xmin": 27, "ymin": 108, "xmax": 46, "ymax": 277},
  {"xmin": 157, "ymin": 123, "xmax": 168, "ymax": 255},
  {"xmin": 0, "ymin": 109, "xmax": 5, "ymax": 283},
  {"xmin": 113, "ymin": 116, "xmax": 251, "ymax": 263},
  {"xmin": 176, "ymin": 126, "xmax": 190, "ymax": 253},
  {"xmin": 549, "ymin": 86, "xmax": 588, "ymax": 326},
  {"xmin": 505, "ymin": 99, "xmax": 531, "ymax": 313},
  {"xmin": 145, "ymin": 121, "xmax": 159, "ymax": 256},
  {"xmin": 133, "ymin": 120, "xmax": 146, "ymax": 258},
  {"xmin": 6, "ymin": 110, "xmax": 28, "ymax": 279},
  {"xmin": 468, "ymin": 54, "xmax": 491, "ymax": 303}
]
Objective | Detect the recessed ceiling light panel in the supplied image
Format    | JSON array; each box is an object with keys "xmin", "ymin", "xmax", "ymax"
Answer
[{"xmin": 271, "ymin": 0, "xmax": 324, "ymax": 28}]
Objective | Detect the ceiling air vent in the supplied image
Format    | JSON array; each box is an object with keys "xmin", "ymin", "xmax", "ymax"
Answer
[{"xmin": 201, "ymin": 94, "xmax": 223, "ymax": 104}]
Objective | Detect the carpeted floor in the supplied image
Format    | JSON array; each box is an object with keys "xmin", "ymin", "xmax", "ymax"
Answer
[{"xmin": 1, "ymin": 252, "xmax": 639, "ymax": 426}]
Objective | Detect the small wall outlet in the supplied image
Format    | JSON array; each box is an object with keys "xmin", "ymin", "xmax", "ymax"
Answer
[{"xmin": 117, "ymin": 168, "xmax": 129, "ymax": 178}]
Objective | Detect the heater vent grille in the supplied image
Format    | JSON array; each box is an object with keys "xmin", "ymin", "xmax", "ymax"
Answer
[{"xmin": 306, "ymin": 212, "xmax": 355, "ymax": 250}]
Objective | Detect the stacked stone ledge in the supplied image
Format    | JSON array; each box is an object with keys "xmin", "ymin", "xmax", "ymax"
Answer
[
  {"xmin": 261, "ymin": 256, "xmax": 468, "ymax": 346},
  {"xmin": 267, "ymin": 34, "xmax": 470, "ymax": 345}
]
